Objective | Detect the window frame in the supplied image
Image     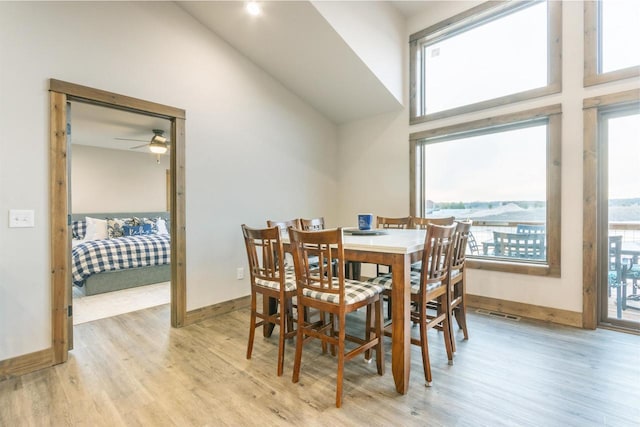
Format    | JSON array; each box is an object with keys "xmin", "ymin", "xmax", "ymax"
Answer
[
  {"xmin": 584, "ymin": 1, "xmax": 640, "ymax": 87},
  {"xmin": 409, "ymin": 0, "xmax": 562, "ymax": 125},
  {"xmin": 409, "ymin": 104, "xmax": 562, "ymax": 277}
]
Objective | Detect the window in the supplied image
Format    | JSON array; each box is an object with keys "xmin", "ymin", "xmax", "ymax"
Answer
[
  {"xmin": 410, "ymin": 0, "xmax": 561, "ymax": 124},
  {"xmin": 410, "ymin": 105, "xmax": 561, "ymax": 276},
  {"xmin": 584, "ymin": 0, "xmax": 640, "ymax": 86}
]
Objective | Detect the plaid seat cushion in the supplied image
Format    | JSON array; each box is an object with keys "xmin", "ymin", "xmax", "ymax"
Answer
[
  {"xmin": 367, "ymin": 272, "xmax": 443, "ymax": 294},
  {"xmin": 302, "ymin": 279, "xmax": 384, "ymax": 305},
  {"xmin": 255, "ymin": 271, "xmax": 296, "ymax": 292}
]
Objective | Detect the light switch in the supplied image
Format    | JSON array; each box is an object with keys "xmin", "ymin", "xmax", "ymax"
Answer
[{"xmin": 9, "ymin": 209, "xmax": 35, "ymax": 228}]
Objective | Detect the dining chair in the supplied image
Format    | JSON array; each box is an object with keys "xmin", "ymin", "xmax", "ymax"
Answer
[
  {"xmin": 375, "ymin": 216, "xmax": 413, "ymax": 318},
  {"xmin": 368, "ymin": 223, "xmax": 456, "ymax": 386},
  {"xmin": 410, "ymin": 217, "xmax": 455, "ymax": 273},
  {"xmin": 300, "ymin": 217, "xmax": 325, "ymax": 231},
  {"xmin": 288, "ymin": 227, "xmax": 385, "ymax": 408},
  {"xmin": 301, "ymin": 217, "xmax": 360, "ymax": 280},
  {"xmin": 241, "ymin": 224, "xmax": 297, "ymax": 376},
  {"xmin": 267, "ymin": 218, "xmax": 301, "ymax": 237},
  {"xmin": 447, "ymin": 220, "xmax": 472, "ymax": 352},
  {"xmin": 410, "ymin": 216, "xmax": 455, "ymax": 230}
]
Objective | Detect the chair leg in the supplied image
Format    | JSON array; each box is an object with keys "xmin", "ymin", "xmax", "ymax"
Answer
[
  {"xmin": 454, "ymin": 304, "xmax": 469, "ymax": 340},
  {"xmin": 365, "ymin": 304, "xmax": 372, "ymax": 361},
  {"xmin": 375, "ymin": 298, "xmax": 385, "ymax": 376},
  {"xmin": 247, "ymin": 293, "xmax": 257, "ymax": 360},
  {"xmin": 292, "ymin": 309, "xmax": 305, "ymax": 384},
  {"xmin": 336, "ymin": 315, "xmax": 346, "ymax": 408},
  {"xmin": 419, "ymin": 312, "xmax": 432, "ymax": 387},
  {"xmin": 442, "ymin": 303, "xmax": 454, "ymax": 366},
  {"xmin": 277, "ymin": 301, "xmax": 286, "ymax": 377}
]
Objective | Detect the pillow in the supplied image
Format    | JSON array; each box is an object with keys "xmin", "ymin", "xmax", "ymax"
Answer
[
  {"xmin": 106, "ymin": 217, "xmax": 139, "ymax": 239},
  {"xmin": 134, "ymin": 217, "xmax": 159, "ymax": 234},
  {"xmin": 156, "ymin": 218, "xmax": 169, "ymax": 235},
  {"xmin": 71, "ymin": 220, "xmax": 86, "ymax": 240},
  {"xmin": 84, "ymin": 217, "xmax": 108, "ymax": 241},
  {"xmin": 122, "ymin": 224, "xmax": 152, "ymax": 236}
]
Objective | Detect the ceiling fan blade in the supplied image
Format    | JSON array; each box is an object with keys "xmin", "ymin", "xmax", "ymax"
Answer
[
  {"xmin": 115, "ymin": 137, "xmax": 149, "ymax": 143},
  {"xmin": 129, "ymin": 143, "xmax": 149, "ymax": 150}
]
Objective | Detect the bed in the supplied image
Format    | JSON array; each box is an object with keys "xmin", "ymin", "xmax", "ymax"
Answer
[{"xmin": 71, "ymin": 211, "xmax": 171, "ymax": 296}]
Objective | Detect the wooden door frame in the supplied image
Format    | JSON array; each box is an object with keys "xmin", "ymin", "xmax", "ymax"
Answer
[{"xmin": 49, "ymin": 79, "xmax": 187, "ymax": 364}]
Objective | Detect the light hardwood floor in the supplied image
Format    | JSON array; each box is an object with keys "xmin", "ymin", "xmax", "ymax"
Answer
[{"xmin": 1, "ymin": 304, "xmax": 639, "ymax": 426}]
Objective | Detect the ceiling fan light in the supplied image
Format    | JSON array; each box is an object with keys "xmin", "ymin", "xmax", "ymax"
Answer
[{"xmin": 149, "ymin": 140, "xmax": 167, "ymax": 154}]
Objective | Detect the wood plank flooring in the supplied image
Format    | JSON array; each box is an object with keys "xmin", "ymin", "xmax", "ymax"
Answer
[{"xmin": 1, "ymin": 304, "xmax": 639, "ymax": 426}]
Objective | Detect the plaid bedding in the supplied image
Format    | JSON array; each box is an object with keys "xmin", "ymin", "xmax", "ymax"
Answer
[{"xmin": 72, "ymin": 234, "xmax": 171, "ymax": 287}]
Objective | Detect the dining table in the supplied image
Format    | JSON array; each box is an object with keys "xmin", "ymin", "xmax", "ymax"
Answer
[{"xmin": 279, "ymin": 227, "xmax": 427, "ymax": 395}]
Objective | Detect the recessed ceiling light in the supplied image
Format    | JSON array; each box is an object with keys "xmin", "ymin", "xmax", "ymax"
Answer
[{"xmin": 245, "ymin": 1, "xmax": 261, "ymax": 16}]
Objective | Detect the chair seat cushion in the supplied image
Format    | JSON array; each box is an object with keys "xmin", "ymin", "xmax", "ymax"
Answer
[
  {"xmin": 367, "ymin": 272, "xmax": 443, "ymax": 294},
  {"xmin": 625, "ymin": 265, "xmax": 640, "ymax": 279},
  {"xmin": 302, "ymin": 279, "xmax": 384, "ymax": 305},
  {"xmin": 255, "ymin": 271, "xmax": 296, "ymax": 292}
]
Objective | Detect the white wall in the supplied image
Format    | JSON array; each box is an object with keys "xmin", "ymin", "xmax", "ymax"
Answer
[
  {"xmin": 0, "ymin": 2, "xmax": 338, "ymax": 361},
  {"xmin": 337, "ymin": 1, "xmax": 640, "ymax": 312},
  {"xmin": 71, "ymin": 145, "xmax": 169, "ymax": 213}
]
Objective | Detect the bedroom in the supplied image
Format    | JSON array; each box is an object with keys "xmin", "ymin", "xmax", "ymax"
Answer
[{"xmin": 69, "ymin": 101, "xmax": 172, "ymax": 324}]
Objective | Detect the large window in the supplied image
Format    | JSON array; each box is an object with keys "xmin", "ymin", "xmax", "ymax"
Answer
[
  {"xmin": 410, "ymin": 105, "xmax": 561, "ymax": 276},
  {"xmin": 584, "ymin": 0, "xmax": 640, "ymax": 86},
  {"xmin": 410, "ymin": 0, "xmax": 561, "ymax": 124}
]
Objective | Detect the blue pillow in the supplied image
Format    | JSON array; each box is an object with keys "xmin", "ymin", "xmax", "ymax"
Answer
[{"xmin": 123, "ymin": 224, "xmax": 152, "ymax": 236}]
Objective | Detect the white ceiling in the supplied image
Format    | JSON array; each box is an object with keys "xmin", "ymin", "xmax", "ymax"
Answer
[
  {"xmin": 70, "ymin": 101, "xmax": 171, "ymax": 153},
  {"xmin": 177, "ymin": 0, "xmax": 403, "ymax": 124}
]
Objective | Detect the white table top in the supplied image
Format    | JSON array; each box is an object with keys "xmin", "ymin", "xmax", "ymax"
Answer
[
  {"xmin": 282, "ymin": 228, "xmax": 427, "ymax": 255},
  {"xmin": 342, "ymin": 228, "xmax": 426, "ymax": 254}
]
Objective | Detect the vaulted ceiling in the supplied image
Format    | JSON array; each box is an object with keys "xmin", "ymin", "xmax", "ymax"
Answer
[
  {"xmin": 178, "ymin": 1, "xmax": 405, "ymax": 124},
  {"xmin": 72, "ymin": 1, "xmax": 435, "ymax": 150}
]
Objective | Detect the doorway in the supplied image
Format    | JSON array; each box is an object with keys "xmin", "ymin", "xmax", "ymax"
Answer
[
  {"xmin": 49, "ymin": 79, "xmax": 187, "ymax": 365},
  {"xmin": 597, "ymin": 103, "xmax": 640, "ymax": 329},
  {"xmin": 69, "ymin": 101, "xmax": 172, "ymax": 325}
]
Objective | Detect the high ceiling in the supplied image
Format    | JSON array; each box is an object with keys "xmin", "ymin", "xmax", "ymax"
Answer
[
  {"xmin": 72, "ymin": 1, "xmax": 435, "ymax": 151},
  {"xmin": 178, "ymin": 1, "xmax": 403, "ymax": 124}
]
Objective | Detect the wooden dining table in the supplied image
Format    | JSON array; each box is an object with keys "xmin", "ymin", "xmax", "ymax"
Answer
[
  {"xmin": 279, "ymin": 227, "xmax": 427, "ymax": 394},
  {"xmin": 342, "ymin": 228, "xmax": 426, "ymax": 394}
]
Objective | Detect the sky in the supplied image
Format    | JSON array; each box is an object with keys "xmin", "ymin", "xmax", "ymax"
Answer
[{"xmin": 421, "ymin": 0, "xmax": 639, "ymax": 203}]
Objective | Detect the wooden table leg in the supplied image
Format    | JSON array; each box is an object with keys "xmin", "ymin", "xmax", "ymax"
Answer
[{"xmin": 391, "ymin": 254, "xmax": 411, "ymax": 394}]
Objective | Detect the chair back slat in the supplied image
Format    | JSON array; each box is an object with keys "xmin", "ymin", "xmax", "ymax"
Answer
[
  {"xmin": 411, "ymin": 216, "xmax": 455, "ymax": 229},
  {"xmin": 377, "ymin": 216, "xmax": 412, "ymax": 229},
  {"xmin": 451, "ymin": 220, "xmax": 473, "ymax": 270},
  {"xmin": 289, "ymin": 227, "xmax": 343, "ymax": 300},
  {"xmin": 516, "ymin": 224, "xmax": 546, "ymax": 234},
  {"xmin": 493, "ymin": 231, "xmax": 545, "ymax": 259},
  {"xmin": 267, "ymin": 218, "xmax": 301, "ymax": 237},
  {"xmin": 419, "ymin": 224, "xmax": 456, "ymax": 300},
  {"xmin": 242, "ymin": 225, "xmax": 286, "ymax": 285},
  {"xmin": 300, "ymin": 217, "xmax": 325, "ymax": 231}
]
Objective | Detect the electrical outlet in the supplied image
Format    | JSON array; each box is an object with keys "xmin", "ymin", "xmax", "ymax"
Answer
[{"xmin": 236, "ymin": 267, "xmax": 244, "ymax": 280}]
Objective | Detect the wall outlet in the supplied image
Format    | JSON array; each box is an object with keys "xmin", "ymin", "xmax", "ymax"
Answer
[{"xmin": 236, "ymin": 267, "xmax": 244, "ymax": 280}]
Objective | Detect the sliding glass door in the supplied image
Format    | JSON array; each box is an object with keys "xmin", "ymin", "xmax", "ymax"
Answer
[{"xmin": 599, "ymin": 104, "xmax": 640, "ymax": 328}]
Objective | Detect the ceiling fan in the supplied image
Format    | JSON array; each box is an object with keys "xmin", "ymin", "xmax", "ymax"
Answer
[{"xmin": 115, "ymin": 129, "xmax": 170, "ymax": 154}]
